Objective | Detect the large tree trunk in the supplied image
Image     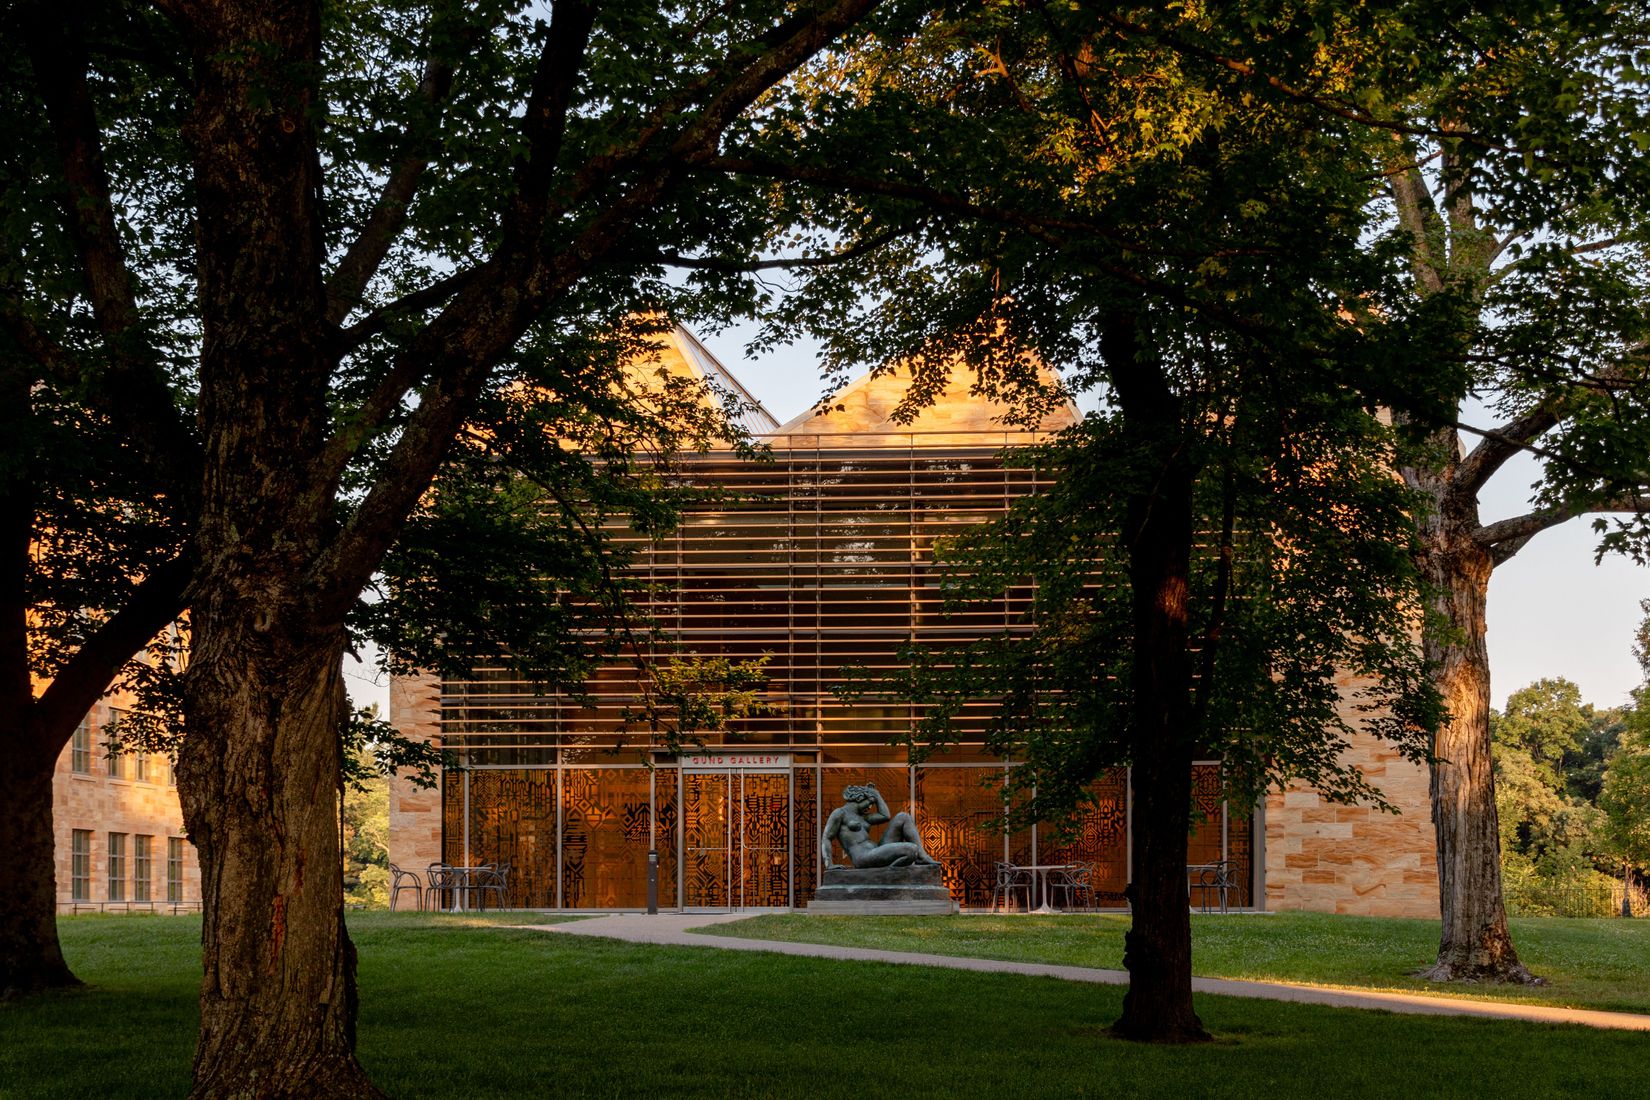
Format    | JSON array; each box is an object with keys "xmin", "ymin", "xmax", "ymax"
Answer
[
  {"xmin": 1114, "ymin": 460, "xmax": 1206, "ymax": 1042},
  {"xmin": 1119, "ymin": 737, "xmax": 1202, "ymax": 1040},
  {"xmin": 1411, "ymin": 456, "xmax": 1537, "ymax": 983},
  {"xmin": 176, "ymin": 1, "xmax": 379, "ymax": 1092},
  {"xmin": 1108, "ymin": 306, "xmax": 1208, "ymax": 1042},
  {"xmin": 179, "ymin": 622, "xmax": 371, "ymax": 1098},
  {"xmin": 0, "ymin": 357, "xmax": 76, "ymax": 998},
  {"xmin": 0, "ymin": 736, "xmax": 79, "ymax": 998}
]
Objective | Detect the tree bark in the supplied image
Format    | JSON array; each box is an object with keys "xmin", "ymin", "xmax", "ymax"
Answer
[
  {"xmin": 1106, "ymin": 306, "xmax": 1208, "ymax": 1042},
  {"xmin": 0, "ymin": 733, "xmax": 79, "ymax": 998},
  {"xmin": 1114, "ymin": 457, "xmax": 1207, "ymax": 1041},
  {"xmin": 174, "ymin": 3, "xmax": 378, "ymax": 1091},
  {"xmin": 1408, "ymin": 446, "xmax": 1538, "ymax": 983},
  {"xmin": 179, "ymin": 623, "xmax": 371, "ymax": 1098},
  {"xmin": 0, "ymin": 347, "xmax": 76, "ymax": 998}
]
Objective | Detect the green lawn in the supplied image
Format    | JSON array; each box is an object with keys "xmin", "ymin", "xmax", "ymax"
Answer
[
  {"xmin": 705, "ymin": 911, "xmax": 1650, "ymax": 1014},
  {"xmin": 0, "ymin": 912, "xmax": 1644, "ymax": 1099}
]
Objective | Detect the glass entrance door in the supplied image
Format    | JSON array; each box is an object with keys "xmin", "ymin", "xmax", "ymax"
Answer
[{"xmin": 682, "ymin": 769, "xmax": 791, "ymax": 910}]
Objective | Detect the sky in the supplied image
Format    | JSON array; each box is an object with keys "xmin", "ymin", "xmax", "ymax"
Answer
[{"xmin": 344, "ymin": 322, "xmax": 1650, "ymax": 718}]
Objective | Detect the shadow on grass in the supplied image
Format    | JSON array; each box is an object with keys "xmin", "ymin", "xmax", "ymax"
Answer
[{"xmin": 1, "ymin": 914, "xmax": 1641, "ymax": 1099}]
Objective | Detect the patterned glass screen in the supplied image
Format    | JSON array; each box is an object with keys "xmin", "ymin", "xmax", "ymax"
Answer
[
  {"xmin": 561, "ymin": 768, "xmax": 656, "ymax": 909},
  {"xmin": 914, "ymin": 766, "xmax": 1007, "ymax": 908},
  {"xmin": 1038, "ymin": 768, "xmax": 1131, "ymax": 908}
]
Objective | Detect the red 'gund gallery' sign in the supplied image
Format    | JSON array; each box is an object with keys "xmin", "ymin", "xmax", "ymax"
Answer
[{"xmin": 680, "ymin": 752, "xmax": 792, "ymax": 769}]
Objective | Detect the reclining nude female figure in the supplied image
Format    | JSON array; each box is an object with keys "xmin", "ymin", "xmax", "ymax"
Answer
[{"xmin": 820, "ymin": 783, "xmax": 940, "ymax": 869}]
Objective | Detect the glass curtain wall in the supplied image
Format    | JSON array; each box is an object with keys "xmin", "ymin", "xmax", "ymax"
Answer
[
  {"xmin": 433, "ymin": 437, "xmax": 1258, "ymax": 911},
  {"xmin": 442, "ymin": 757, "xmax": 1257, "ymax": 911}
]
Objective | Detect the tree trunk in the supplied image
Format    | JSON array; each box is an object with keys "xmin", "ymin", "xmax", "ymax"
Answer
[
  {"xmin": 1113, "ymin": 480, "xmax": 1208, "ymax": 1041},
  {"xmin": 1107, "ymin": 305, "xmax": 1207, "ymax": 1040},
  {"xmin": 0, "ymin": 736, "xmax": 79, "ymax": 998},
  {"xmin": 1118, "ymin": 737, "xmax": 1203, "ymax": 1040},
  {"xmin": 175, "ymin": 1, "xmax": 380, "ymax": 1091},
  {"xmin": 179, "ymin": 623, "xmax": 373, "ymax": 1098},
  {"xmin": 1416, "ymin": 523, "xmax": 1537, "ymax": 982}
]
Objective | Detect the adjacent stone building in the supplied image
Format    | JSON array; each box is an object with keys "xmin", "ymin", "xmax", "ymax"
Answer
[{"xmin": 51, "ymin": 695, "xmax": 200, "ymax": 913}]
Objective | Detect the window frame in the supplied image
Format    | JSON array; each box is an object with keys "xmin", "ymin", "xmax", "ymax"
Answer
[
  {"xmin": 70, "ymin": 830, "xmax": 92, "ymax": 901},
  {"xmin": 166, "ymin": 837, "xmax": 185, "ymax": 903},
  {"xmin": 106, "ymin": 832, "xmax": 127, "ymax": 902},
  {"xmin": 71, "ymin": 718, "xmax": 92, "ymax": 774},
  {"xmin": 133, "ymin": 834, "xmax": 153, "ymax": 903}
]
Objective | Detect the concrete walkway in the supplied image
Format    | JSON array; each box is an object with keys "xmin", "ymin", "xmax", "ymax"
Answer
[{"xmin": 515, "ymin": 913, "xmax": 1650, "ymax": 1033}]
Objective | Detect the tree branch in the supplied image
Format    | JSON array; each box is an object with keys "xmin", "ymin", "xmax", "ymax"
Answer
[
  {"xmin": 1388, "ymin": 156, "xmax": 1446, "ymax": 294},
  {"xmin": 20, "ymin": 8, "xmax": 200, "ymax": 497},
  {"xmin": 331, "ymin": 264, "xmax": 486, "ymax": 353},
  {"xmin": 627, "ymin": 226, "xmax": 912, "ymax": 272},
  {"xmin": 306, "ymin": 0, "xmax": 886, "ymax": 621},
  {"xmin": 1454, "ymin": 402, "xmax": 1561, "ymax": 495},
  {"xmin": 307, "ymin": 0, "xmax": 602, "ymax": 505},
  {"xmin": 324, "ymin": 33, "xmax": 469, "ymax": 325},
  {"xmin": 33, "ymin": 551, "xmax": 196, "ymax": 751},
  {"xmin": 1475, "ymin": 494, "xmax": 1650, "ymax": 564},
  {"xmin": 0, "ymin": 290, "xmax": 86, "ymax": 385}
]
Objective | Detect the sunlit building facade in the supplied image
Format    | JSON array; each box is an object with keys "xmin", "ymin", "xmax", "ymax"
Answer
[{"xmin": 388, "ymin": 331, "xmax": 1436, "ymax": 916}]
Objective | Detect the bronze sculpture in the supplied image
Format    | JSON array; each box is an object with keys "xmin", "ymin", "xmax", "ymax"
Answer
[{"xmin": 820, "ymin": 783, "xmax": 940, "ymax": 868}]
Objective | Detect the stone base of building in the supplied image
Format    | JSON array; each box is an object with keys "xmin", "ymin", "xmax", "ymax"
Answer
[{"xmin": 806, "ymin": 865, "xmax": 957, "ymax": 915}]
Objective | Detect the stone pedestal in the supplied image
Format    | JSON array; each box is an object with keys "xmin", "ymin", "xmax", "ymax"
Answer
[{"xmin": 806, "ymin": 864, "xmax": 956, "ymax": 915}]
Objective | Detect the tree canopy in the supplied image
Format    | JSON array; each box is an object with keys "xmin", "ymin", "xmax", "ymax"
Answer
[{"xmin": 4, "ymin": 0, "xmax": 889, "ymax": 1089}]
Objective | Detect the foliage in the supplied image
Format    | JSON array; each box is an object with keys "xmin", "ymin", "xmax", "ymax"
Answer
[
  {"xmin": 623, "ymin": 654, "xmax": 775, "ymax": 747},
  {"xmin": 1491, "ymin": 668, "xmax": 1650, "ymax": 911},
  {"xmin": 1494, "ymin": 679, "xmax": 1592, "ymax": 786},
  {"xmin": 1599, "ymin": 738, "xmax": 1650, "ymax": 871},
  {"xmin": 1491, "ymin": 677, "xmax": 1608, "ymax": 859},
  {"xmin": 1501, "ymin": 848, "xmax": 1622, "ymax": 919},
  {"xmin": 749, "ymin": 2, "xmax": 1457, "ymax": 822},
  {"xmin": 892, "ymin": 402, "xmax": 1440, "ymax": 821},
  {"xmin": 343, "ymin": 747, "xmax": 391, "ymax": 910}
]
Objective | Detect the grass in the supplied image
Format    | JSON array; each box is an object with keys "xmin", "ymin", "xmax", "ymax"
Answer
[
  {"xmin": 0, "ymin": 912, "xmax": 1645, "ymax": 1099},
  {"xmin": 703, "ymin": 911, "xmax": 1650, "ymax": 1014}
]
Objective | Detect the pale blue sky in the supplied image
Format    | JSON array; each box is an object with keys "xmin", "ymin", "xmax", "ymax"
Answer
[{"xmin": 344, "ymin": 325, "xmax": 1650, "ymax": 717}]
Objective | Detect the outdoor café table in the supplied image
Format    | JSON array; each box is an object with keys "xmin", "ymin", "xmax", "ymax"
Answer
[
  {"xmin": 1017, "ymin": 863, "xmax": 1083, "ymax": 914},
  {"xmin": 434, "ymin": 865, "xmax": 491, "ymax": 912}
]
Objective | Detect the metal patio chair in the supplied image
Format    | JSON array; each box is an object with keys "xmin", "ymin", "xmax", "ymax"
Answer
[
  {"xmin": 1191, "ymin": 860, "xmax": 1237, "ymax": 914},
  {"xmin": 425, "ymin": 863, "xmax": 460, "ymax": 911},
  {"xmin": 989, "ymin": 861, "xmax": 1033, "ymax": 913},
  {"xmin": 389, "ymin": 864, "xmax": 424, "ymax": 911},
  {"xmin": 472, "ymin": 862, "xmax": 511, "ymax": 910},
  {"xmin": 1049, "ymin": 864, "xmax": 1096, "ymax": 911}
]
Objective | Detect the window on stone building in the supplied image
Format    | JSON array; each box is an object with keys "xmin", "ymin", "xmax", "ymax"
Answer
[
  {"xmin": 133, "ymin": 835, "xmax": 153, "ymax": 903},
  {"xmin": 71, "ymin": 718, "xmax": 92, "ymax": 774},
  {"xmin": 71, "ymin": 830, "xmax": 92, "ymax": 901},
  {"xmin": 105, "ymin": 708, "xmax": 127, "ymax": 778},
  {"xmin": 166, "ymin": 838, "xmax": 185, "ymax": 903},
  {"xmin": 107, "ymin": 833, "xmax": 127, "ymax": 902},
  {"xmin": 134, "ymin": 751, "xmax": 149, "ymax": 783}
]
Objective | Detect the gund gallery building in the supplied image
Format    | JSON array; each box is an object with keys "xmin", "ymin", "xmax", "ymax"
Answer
[{"xmin": 387, "ymin": 328, "xmax": 1439, "ymax": 917}]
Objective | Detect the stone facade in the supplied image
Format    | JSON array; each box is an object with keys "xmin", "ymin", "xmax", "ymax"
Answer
[
  {"xmin": 387, "ymin": 670, "xmax": 443, "ymax": 880},
  {"xmin": 1262, "ymin": 681, "xmax": 1439, "ymax": 918},
  {"xmin": 52, "ymin": 698, "xmax": 201, "ymax": 912}
]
